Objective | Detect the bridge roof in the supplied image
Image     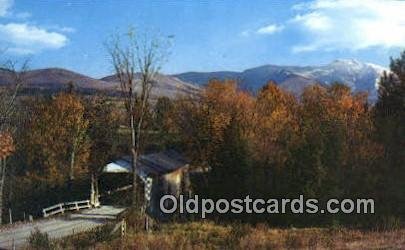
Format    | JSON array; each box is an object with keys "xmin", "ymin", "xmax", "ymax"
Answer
[{"xmin": 103, "ymin": 149, "xmax": 188, "ymax": 177}]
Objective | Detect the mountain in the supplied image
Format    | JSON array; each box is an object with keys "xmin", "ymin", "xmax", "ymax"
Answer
[
  {"xmin": 0, "ymin": 68, "xmax": 199, "ymax": 98},
  {"xmin": 0, "ymin": 59, "xmax": 387, "ymax": 99},
  {"xmin": 26, "ymin": 68, "xmax": 117, "ymax": 90},
  {"xmin": 0, "ymin": 68, "xmax": 115, "ymax": 91},
  {"xmin": 100, "ymin": 73, "xmax": 199, "ymax": 98},
  {"xmin": 174, "ymin": 59, "xmax": 387, "ymax": 99}
]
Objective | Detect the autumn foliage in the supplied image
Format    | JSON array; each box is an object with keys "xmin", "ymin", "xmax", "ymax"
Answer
[
  {"xmin": 0, "ymin": 132, "xmax": 14, "ymax": 159},
  {"xmin": 169, "ymin": 68, "xmax": 403, "ymax": 226},
  {"xmin": 22, "ymin": 93, "xmax": 90, "ymax": 185},
  {"xmin": 1, "ymin": 52, "xmax": 404, "ymax": 229}
]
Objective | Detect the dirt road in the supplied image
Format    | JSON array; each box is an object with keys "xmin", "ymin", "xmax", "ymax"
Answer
[{"xmin": 0, "ymin": 206, "xmax": 126, "ymax": 249}]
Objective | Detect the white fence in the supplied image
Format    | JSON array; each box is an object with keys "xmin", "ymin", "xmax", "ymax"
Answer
[{"xmin": 42, "ymin": 200, "xmax": 91, "ymax": 218}]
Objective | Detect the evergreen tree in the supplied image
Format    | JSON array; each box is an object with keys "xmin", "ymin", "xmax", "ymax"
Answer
[{"xmin": 374, "ymin": 51, "xmax": 405, "ymax": 218}]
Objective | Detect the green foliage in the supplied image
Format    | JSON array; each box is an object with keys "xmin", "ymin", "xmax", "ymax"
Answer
[{"xmin": 374, "ymin": 51, "xmax": 405, "ymax": 218}]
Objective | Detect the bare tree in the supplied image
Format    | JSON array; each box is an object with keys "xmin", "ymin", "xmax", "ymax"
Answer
[
  {"xmin": 0, "ymin": 60, "xmax": 29, "ymax": 130},
  {"xmin": 0, "ymin": 60, "xmax": 28, "ymax": 224},
  {"xmin": 106, "ymin": 28, "xmax": 171, "ymax": 208}
]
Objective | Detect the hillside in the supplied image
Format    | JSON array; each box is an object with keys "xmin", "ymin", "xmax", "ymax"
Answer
[
  {"xmin": 100, "ymin": 73, "xmax": 199, "ymax": 98},
  {"xmin": 174, "ymin": 59, "xmax": 387, "ymax": 98},
  {"xmin": 0, "ymin": 68, "xmax": 115, "ymax": 91},
  {"xmin": 0, "ymin": 68, "xmax": 199, "ymax": 98},
  {"xmin": 0, "ymin": 59, "xmax": 386, "ymax": 99}
]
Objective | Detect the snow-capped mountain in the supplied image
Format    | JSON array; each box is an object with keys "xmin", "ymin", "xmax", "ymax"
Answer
[
  {"xmin": 174, "ymin": 59, "xmax": 388, "ymax": 99},
  {"xmin": 296, "ymin": 59, "xmax": 386, "ymax": 98},
  {"xmin": 0, "ymin": 59, "xmax": 387, "ymax": 100}
]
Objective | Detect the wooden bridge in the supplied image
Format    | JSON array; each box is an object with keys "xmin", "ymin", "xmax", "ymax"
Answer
[
  {"xmin": 42, "ymin": 200, "xmax": 92, "ymax": 218},
  {"xmin": 0, "ymin": 205, "xmax": 126, "ymax": 249}
]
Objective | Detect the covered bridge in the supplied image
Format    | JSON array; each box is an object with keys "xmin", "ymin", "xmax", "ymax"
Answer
[{"xmin": 103, "ymin": 150, "xmax": 190, "ymax": 217}]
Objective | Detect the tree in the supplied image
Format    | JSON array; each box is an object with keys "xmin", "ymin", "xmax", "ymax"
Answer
[
  {"xmin": 0, "ymin": 132, "xmax": 14, "ymax": 224},
  {"xmin": 153, "ymin": 96, "xmax": 177, "ymax": 149},
  {"xmin": 287, "ymin": 83, "xmax": 380, "ymax": 201},
  {"xmin": 251, "ymin": 82, "xmax": 300, "ymax": 196},
  {"xmin": 175, "ymin": 80, "xmax": 254, "ymax": 166},
  {"xmin": 253, "ymin": 82, "xmax": 299, "ymax": 166},
  {"xmin": 85, "ymin": 96, "xmax": 120, "ymax": 206},
  {"xmin": 375, "ymin": 51, "xmax": 405, "ymax": 167},
  {"xmin": 173, "ymin": 80, "xmax": 255, "ymax": 205},
  {"xmin": 106, "ymin": 28, "xmax": 171, "ymax": 208},
  {"xmin": 209, "ymin": 118, "xmax": 251, "ymax": 200},
  {"xmin": 24, "ymin": 92, "xmax": 89, "ymax": 186},
  {"xmin": 65, "ymin": 95, "xmax": 89, "ymax": 187},
  {"xmin": 0, "ymin": 60, "xmax": 28, "ymax": 224},
  {"xmin": 374, "ymin": 51, "xmax": 405, "ymax": 217},
  {"xmin": 0, "ymin": 60, "xmax": 28, "ymax": 131}
]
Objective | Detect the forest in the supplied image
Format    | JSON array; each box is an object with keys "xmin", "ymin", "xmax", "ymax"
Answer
[
  {"xmin": 0, "ymin": 0, "xmax": 403, "ymax": 247},
  {"xmin": 0, "ymin": 50, "xmax": 403, "ymax": 230}
]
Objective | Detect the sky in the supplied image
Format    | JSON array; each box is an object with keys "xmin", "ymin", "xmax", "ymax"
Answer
[{"xmin": 0, "ymin": 0, "xmax": 404, "ymax": 77}]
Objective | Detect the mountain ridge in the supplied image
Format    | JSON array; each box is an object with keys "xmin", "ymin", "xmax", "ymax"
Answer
[
  {"xmin": 173, "ymin": 59, "xmax": 388, "ymax": 99},
  {"xmin": 0, "ymin": 59, "xmax": 388, "ymax": 99},
  {"xmin": 0, "ymin": 67, "xmax": 199, "ymax": 98}
]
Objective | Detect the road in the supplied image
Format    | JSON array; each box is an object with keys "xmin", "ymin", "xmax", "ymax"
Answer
[{"xmin": 0, "ymin": 206, "xmax": 126, "ymax": 249}]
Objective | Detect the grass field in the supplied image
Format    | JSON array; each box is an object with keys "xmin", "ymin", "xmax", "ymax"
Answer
[{"xmin": 50, "ymin": 221, "xmax": 404, "ymax": 250}]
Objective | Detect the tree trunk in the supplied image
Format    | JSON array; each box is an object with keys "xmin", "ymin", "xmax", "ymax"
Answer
[
  {"xmin": 90, "ymin": 173, "xmax": 100, "ymax": 207},
  {"xmin": 94, "ymin": 175, "xmax": 99, "ymax": 207},
  {"xmin": 69, "ymin": 147, "xmax": 76, "ymax": 181},
  {"xmin": 130, "ymin": 113, "xmax": 138, "ymax": 207},
  {"xmin": 90, "ymin": 172, "xmax": 95, "ymax": 206},
  {"xmin": 0, "ymin": 158, "xmax": 6, "ymax": 224},
  {"xmin": 135, "ymin": 93, "xmax": 148, "ymax": 213},
  {"xmin": 68, "ymin": 148, "xmax": 76, "ymax": 192}
]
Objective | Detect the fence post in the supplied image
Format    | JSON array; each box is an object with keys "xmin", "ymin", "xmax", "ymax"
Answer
[
  {"xmin": 121, "ymin": 219, "xmax": 126, "ymax": 237},
  {"xmin": 8, "ymin": 208, "xmax": 12, "ymax": 224},
  {"xmin": 60, "ymin": 203, "xmax": 64, "ymax": 214}
]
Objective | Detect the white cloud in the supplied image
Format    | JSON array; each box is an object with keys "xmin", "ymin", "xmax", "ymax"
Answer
[
  {"xmin": 0, "ymin": 0, "xmax": 13, "ymax": 16},
  {"xmin": 291, "ymin": 0, "xmax": 405, "ymax": 52},
  {"xmin": 0, "ymin": 0, "xmax": 73, "ymax": 54},
  {"xmin": 0, "ymin": 23, "xmax": 68, "ymax": 54},
  {"xmin": 257, "ymin": 24, "xmax": 284, "ymax": 35}
]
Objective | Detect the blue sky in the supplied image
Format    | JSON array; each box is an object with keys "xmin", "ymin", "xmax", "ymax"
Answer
[{"xmin": 0, "ymin": 0, "xmax": 404, "ymax": 77}]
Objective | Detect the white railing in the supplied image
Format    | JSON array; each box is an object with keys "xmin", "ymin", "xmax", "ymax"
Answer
[{"xmin": 42, "ymin": 200, "xmax": 91, "ymax": 218}]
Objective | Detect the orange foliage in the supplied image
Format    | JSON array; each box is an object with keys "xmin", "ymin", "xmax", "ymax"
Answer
[
  {"xmin": 252, "ymin": 82, "xmax": 300, "ymax": 166},
  {"xmin": 174, "ymin": 79, "xmax": 254, "ymax": 164},
  {"xmin": 24, "ymin": 93, "xmax": 89, "ymax": 184},
  {"xmin": 0, "ymin": 131, "xmax": 14, "ymax": 159},
  {"xmin": 176, "ymin": 80, "xmax": 380, "ymax": 174}
]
